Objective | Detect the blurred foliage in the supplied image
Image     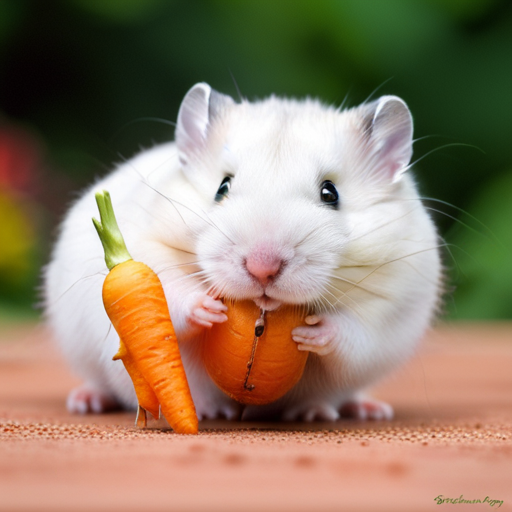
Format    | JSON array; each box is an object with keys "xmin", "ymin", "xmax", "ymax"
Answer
[
  {"xmin": 0, "ymin": 0, "xmax": 510, "ymax": 320},
  {"xmin": 446, "ymin": 171, "xmax": 512, "ymax": 319},
  {"xmin": 0, "ymin": 190, "xmax": 37, "ymax": 285}
]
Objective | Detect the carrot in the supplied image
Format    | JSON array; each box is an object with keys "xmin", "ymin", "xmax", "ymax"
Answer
[
  {"xmin": 203, "ymin": 300, "xmax": 309, "ymax": 405},
  {"xmin": 93, "ymin": 190, "xmax": 198, "ymax": 434}
]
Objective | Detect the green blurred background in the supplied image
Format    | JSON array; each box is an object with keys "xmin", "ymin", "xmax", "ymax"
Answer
[{"xmin": 0, "ymin": 0, "xmax": 511, "ymax": 323}]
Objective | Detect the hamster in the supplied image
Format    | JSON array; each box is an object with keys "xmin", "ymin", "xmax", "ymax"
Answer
[{"xmin": 43, "ymin": 82, "xmax": 442, "ymax": 422}]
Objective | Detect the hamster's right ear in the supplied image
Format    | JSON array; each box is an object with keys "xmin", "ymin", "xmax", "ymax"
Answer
[
  {"xmin": 176, "ymin": 82, "xmax": 234, "ymax": 167},
  {"xmin": 361, "ymin": 95, "xmax": 413, "ymax": 184}
]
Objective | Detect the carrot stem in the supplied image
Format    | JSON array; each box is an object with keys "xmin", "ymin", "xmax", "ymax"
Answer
[{"xmin": 92, "ymin": 190, "xmax": 132, "ymax": 271}]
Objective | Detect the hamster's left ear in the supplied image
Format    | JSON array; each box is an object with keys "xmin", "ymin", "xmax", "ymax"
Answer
[
  {"xmin": 363, "ymin": 96, "xmax": 413, "ymax": 183},
  {"xmin": 176, "ymin": 82, "xmax": 234, "ymax": 167}
]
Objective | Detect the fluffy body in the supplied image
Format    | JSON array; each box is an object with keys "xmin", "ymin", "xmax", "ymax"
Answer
[{"xmin": 44, "ymin": 84, "xmax": 442, "ymax": 421}]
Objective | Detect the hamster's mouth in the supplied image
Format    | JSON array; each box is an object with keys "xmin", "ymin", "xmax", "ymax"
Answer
[{"xmin": 253, "ymin": 294, "xmax": 281, "ymax": 311}]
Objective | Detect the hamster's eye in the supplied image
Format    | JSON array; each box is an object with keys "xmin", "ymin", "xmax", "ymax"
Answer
[
  {"xmin": 215, "ymin": 176, "xmax": 231, "ymax": 202},
  {"xmin": 320, "ymin": 180, "xmax": 339, "ymax": 208}
]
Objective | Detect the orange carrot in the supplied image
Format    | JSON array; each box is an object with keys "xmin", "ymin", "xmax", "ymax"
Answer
[
  {"xmin": 93, "ymin": 190, "xmax": 198, "ymax": 434},
  {"xmin": 203, "ymin": 300, "xmax": 309, "ymax": 405}
]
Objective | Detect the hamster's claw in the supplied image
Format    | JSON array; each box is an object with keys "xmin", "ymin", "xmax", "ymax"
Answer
[{"xmin": 291, "ymin": 314, "xmax": 339, "ymax": 356}]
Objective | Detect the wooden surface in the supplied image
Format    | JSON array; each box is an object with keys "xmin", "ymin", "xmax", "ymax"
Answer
[{"xmin": 1, "ymin": 323, "xmax": 511, "ymax": 512}]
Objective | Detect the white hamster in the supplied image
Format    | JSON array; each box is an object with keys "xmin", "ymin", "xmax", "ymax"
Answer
[{"xmin": 44, "ymin": 83, "xmax": 442, "ymax": 421}]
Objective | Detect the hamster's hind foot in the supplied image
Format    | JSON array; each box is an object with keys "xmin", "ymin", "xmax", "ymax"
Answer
[
  {"xmin": 196, "ymin": 402, "xmax": 242, "ymax": 421},
  {"xmin": 280, "ymin": 396, "xmax": 393, "ymax": 422},
  {"xmin": 66, "ymin": 384, "xmax": 121, "ymax": 414},
  {"xmin": 339, "ymin": 397, "xmax": 393, "ymax": 421},
  {"xmin": 281, "ymin": 402, "xmax": 340, "ymax": 422}
]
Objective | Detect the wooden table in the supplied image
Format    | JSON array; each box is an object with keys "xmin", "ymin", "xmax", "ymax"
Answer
[{"xmin": 1, "ymin": 323, "xmax": 511, "ymax": 512}]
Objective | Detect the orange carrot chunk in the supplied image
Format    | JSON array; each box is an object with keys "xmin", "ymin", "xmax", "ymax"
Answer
[
  {"xmin": 203, "ymin": 300, "xmax": 309, "ymax": 405},
  {"xmin": 113, "ymin": 338, "xmax": 160, "ymax": 421},
  {"xmin": 93, "ymin": 190, "xmax": 198, "ymax": 434}
]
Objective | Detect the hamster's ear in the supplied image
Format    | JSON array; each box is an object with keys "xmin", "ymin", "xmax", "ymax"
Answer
[
  {"xmin": 363, "ymin": 95, "xmax": 413, "ymax": 183},
  {"xmin": 176, "ymin": 82, "xmax": 234, "ymax": 166}
]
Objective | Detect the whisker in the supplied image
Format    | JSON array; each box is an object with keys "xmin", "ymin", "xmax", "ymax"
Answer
[
  {"xmin": 323, "ymin": 292, "xmax": 358, "ymax": 317},
  {"xmin": 439, "ymin": 240, "xmax": 491, "ymax": 278},
  {"xmin": 417, "ymin": 197, "xmax": 504, "ymax": 249},
  {"xmin": 361, "ymin": 77, "xmax": 394, "ymax": 105},
  {"xmin": 139, "ymin": 179, "xmax": 187, "ymax": 226},
  {"xmin": 228, "ymin": 68, "xmax": 243, "ymax": 102},
  {"xmin": 350, "ymin": 206, "xmax": 421, "ymax": 243},
  {"xmin": 328, "ymin": 273, "xmax": 388, "ymax": 300},
  {"xmin": 166, "ymin": 270, "xmax": 207, "ymax": 286},
  {"xmin": 315, "ymin": 291, "xmax": 336, "ymax": 311},
  {"xmin": 50, "ymin": 271, "xmax": 106, "ymax": 306},
  {"xmin": 436, "ymin": 236, "xmax": 462, "ymax": 279},
  {"xmin": 324, "ymin": 281, "xmax": 365, "ymax": 315},
  {"xmin": 128, "ymin": 201, "xmax": 183, "ymax": 233},
  {"xmin": 118, "ymin": 117, "xmax": 177, "ymax": 133},
  {"xmin": 395, "ymin": 256, "xmax": 445, "ymax": 289},
  {"xmin": 137, "ymin": 178, "xmax": 236, "ymax": 245},
  {"xmin": 120, "ymin": 153, "xmax": 237, "ymax": 246},
  {"xmin": 99, "ymin": 323, "xmax": 114, "ymax": 346},
  {"xmin": 196, "ymin": 205, "xmax": 236, "ymax": 245},
  {"xmin": 405, "ymin": 142, "xmax": 484, "ymax": 171},
  {"xmin": 314, "ymin": 296, "xmax": 326, "ymax": 313},
  {"xmin": 355, "ymin": 244, "xmax": 446, "ymax": 288},
  {"xmin": 412, "ymin": 134, "xmax": 442, "ymax": 144},
  {"xmin": 336, "ymin": 86, "xmax": 352, "ymax": 113},
  {"xmin": 107, "ymin": 117, "xmax": 177, "ymax": 152},
  {"xmin": 156, "ymin": 261, "xmax": 202, "ymax": 274},
  {"xmin": 293, "ymin": 224, "xmax": 325, "ymax": 248},
  {"xmin": 111, "ymin": 151, "xmax": 181, "ymax": 206},
  {"xmin": 164, "ymin": 277, "xmax": 207, "ymax": 298},
  {"xmin": 422, "ymin": 205, "xmax": 500, "ymax": 248}
]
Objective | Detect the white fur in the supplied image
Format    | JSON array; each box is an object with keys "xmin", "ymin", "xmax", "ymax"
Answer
[{"xmin": 43, "ymin": 83, "xmax": 442, "ymax": 421}]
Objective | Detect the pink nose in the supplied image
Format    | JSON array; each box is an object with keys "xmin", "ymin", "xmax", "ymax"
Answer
[{"xmin": 245, "ymin": 249, "xmax": 283, "ymax": 287}]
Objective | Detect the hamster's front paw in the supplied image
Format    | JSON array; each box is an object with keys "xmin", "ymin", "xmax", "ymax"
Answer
[
  {"xmin": 67, "ymin": 384, "xmax": 121, "ymax": 414},
  {"xmin": 339, "ymin": 397, "xmax": 394, "ymax": 421},
  {"xmin": 187, "ymin": 293, "xmax": 228, "ymax": 328},
  {"xmin": 291, "ymin": 314, "xmax": 339, "ymax": 356}
]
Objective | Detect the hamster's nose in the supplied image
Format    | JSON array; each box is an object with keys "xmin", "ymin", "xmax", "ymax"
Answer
[{"xmin": 245, "ymin": 249, "xmax": 283, "ymax": 287}]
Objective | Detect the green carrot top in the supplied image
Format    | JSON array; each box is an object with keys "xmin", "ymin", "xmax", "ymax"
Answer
[{"xmin": 92, "ymin": 190, "xmax": 133, "ymax": 271}]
